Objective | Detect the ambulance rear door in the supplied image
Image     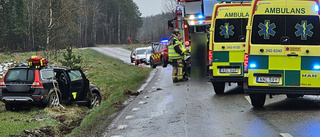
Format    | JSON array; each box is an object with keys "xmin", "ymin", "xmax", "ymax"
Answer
[{"xmin": 211, "ymin": 3, "xmax": 251, "ymax": 77}]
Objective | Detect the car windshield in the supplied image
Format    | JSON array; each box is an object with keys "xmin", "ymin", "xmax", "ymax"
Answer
[
  {"xmin": 214, "ymin": 18, "xmax": 248, "ymax": 42},
  {"xmin": 136, "ymin": 49, "xmax": 146, "ymax": 55},
  {"xmin": 251, "ymin": 15, "xmax": 320, "ymax": 45},
  {"xmin": 5, "ymin": 69, "xmax": 35, "ymax": 82}
]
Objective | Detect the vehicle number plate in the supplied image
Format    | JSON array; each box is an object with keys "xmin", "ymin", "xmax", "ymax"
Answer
[
  {"xmin": 256, "ymin": 77, "xmax": 280, "ymax": 83},
  {"xmin": 220, "ymin": 68, "xmax": 239, "ymax": 73}
]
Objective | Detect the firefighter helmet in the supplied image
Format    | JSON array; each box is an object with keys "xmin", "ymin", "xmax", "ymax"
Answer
[{"xmin": 172, "ymin": 29, "xmax": 180, "ymax": 36}]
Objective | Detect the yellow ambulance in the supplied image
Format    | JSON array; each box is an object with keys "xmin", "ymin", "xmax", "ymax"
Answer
[
  {"xmin": 244, "ymin": 0, "xmax": 320, "ymax": 107},
  {"xmin": 209, "ymin": 0, "xmax": 252, "ymax": 94}
]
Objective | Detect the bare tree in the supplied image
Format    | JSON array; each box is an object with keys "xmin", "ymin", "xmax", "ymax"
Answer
[{"xmin": 162, "ymin": 0, "xmax": 176, "ymax": 14}]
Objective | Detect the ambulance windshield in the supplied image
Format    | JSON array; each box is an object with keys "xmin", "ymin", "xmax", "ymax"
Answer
[
  {"xmin": 251, "ymin": 15, "xmax": 320, "ymax": 45},
  {"xmin": 214, "ymin": 18, "xmax": 248, "ymax": 42}
]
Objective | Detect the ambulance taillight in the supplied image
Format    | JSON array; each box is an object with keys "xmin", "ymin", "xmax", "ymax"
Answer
[
  {"xmin": 244, "ymin": 53, "xmax": 248, "ymax": 73},
  {"xmin": 208, "ymin": 50, "xmax": 213, "ymax": 66}
]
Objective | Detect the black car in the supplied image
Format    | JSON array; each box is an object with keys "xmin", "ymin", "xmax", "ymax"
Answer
[{"xmin": 0, "ymin": 64, "xmax": 101, "ymax": 111}]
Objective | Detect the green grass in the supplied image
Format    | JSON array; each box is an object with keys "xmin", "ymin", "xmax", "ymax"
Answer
[{"xmin": 0, "ymin": 48, "xmax": 151, "ymax": 136}]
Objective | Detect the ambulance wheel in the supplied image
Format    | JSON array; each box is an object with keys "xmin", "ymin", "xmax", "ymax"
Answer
[
  {"xmin": 237, "ymin": 82, "xmax": 244, "ymax": 93},
  {"xmin": 161, "ymin": 56, "xmax": 168, "ymax": 68},
  {"xmin": 286, "ymin": 94, "xmax": 303, "ymax": 98},
  {"xmin": 249, "ymin": 94, "xmax": 266, "ymax": 108},
  {"xmin": 212, "ymin": 82, "xmax": 225, "ymax": 94},
  {"xmin": 150, "ymin": 58, "xmax": 156, "ymax": 68}
]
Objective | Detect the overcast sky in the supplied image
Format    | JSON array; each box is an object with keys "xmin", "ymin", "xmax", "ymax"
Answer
[{"xmin": 132, "ymin": 0, "xmax": 163, "ymax": 17}]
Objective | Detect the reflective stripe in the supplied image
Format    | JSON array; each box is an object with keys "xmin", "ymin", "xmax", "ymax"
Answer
[{"xmin": 168, "ymin": 37, "xmax": 181, "ymax": 60}]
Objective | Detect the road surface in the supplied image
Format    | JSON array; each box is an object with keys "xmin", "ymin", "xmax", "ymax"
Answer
[{"xmin": 91, "ymin": 46, "xmax": 320, "ymax": 137}]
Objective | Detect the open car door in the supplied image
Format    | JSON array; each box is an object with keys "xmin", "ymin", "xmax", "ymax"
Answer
[{"xmin": 67, "ymin": 68, "xmax": 89, "ymax": 101}]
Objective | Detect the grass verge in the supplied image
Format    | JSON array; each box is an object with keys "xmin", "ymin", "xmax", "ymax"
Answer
[{"xmin": 0, "ymin": 48, "xmax": 151, "ymax": 136}]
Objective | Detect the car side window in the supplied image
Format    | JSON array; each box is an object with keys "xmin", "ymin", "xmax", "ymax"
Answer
[
  {"xmin": 68, "ymin": 70, "xmax": 83, "ymax": 82},
  {"xmin": 41, "ymin": 70, "xmax": 55, "ymax": 79}
]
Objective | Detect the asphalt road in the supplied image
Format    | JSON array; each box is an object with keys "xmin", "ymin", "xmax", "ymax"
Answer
[{"xmin": 92, "ymin": 46, "xmax": 320, "ymax": 137}]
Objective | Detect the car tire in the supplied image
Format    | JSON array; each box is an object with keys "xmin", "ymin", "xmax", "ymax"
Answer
[
  {"xmin": 87, "ymin": 92, "xmax": 101, "ymax": 108},
  {"xmin": 48, "ymin": 92, "xmax": 60, "ymax": 108},
  {"xmin": 286, "ymin": 94, "xmax": 303, "ymax": 98},
  {"xmin": 249, "ymin": 94, "xmax": 266, "ymax": 108},
  {"xmin": 5, "ymin": 103, "xmax": 15, "ymax": 111},
  {"xmin": 150, "ymin": 58, "xmax": 157, "ymax": 68},
  {"xmin": 161, "ymin": 56, "xmax": 168, "ymax": 68},
  {"xmin": 212, "ymin": 82, "xmax": 225, "ymax": 94}
]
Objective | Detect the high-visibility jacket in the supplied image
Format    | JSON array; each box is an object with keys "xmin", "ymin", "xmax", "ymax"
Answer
[{"xmin": 168, "ymin": 37, "xmax": 181, "ymax": 60}]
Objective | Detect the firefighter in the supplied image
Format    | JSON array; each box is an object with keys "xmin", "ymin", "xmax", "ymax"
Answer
[{"xmin": 169, "ymin": 29, "xmax": 189, "ymax": 83}]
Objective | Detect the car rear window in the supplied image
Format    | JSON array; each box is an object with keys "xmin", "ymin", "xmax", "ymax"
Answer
[
  {"xmin": 5, "ymin": 69, "xmax": 34, "ymax": 82},
  {"xmin": 214, "ymin": 18, "xmax": 248, "ymax": 42},
  {"xmin": 251, "ymin": 15, "xmax": 320, "ymax": 45}
]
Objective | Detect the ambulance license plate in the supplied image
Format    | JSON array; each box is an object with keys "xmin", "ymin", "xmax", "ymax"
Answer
[
  {"xmin": 220, "ymin": 68, "xmax": 239, "ymax": 73},
  {"xmin": 256, "ymin": 77, "xmax": 280, "ymax": 83}
]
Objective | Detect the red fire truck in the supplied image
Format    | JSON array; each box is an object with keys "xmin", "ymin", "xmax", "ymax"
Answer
[{"xmin": 168, "ymin": 0, "xmax": 217, "ymax": 48}]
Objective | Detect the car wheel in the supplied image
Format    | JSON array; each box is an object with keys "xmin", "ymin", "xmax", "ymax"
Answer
[
  {"xmin": 212, "ymin": 82, "xmax": 225, "ymax": 94},
  {"xmin": 161, "ymin": 56, "xmax": 168, "ymax": 68},
  {"xmin": 5, "ymin": 103, "xmax": 15, "ymax": 111},
  {"xmin": 87, "ymin": 92, "xmax": 101, "ymax": 108},
  {"xmin": 286, "ymin": 94, "xmax": 303, "ymax": 98},
  {"xmin": 150, "ymin": 58, "xmax": 157, "ymax": 68},
  {"xmin": 249, "ymin": 94, "xmax": 266, "ymax": 108},
  {"xmin": 48, "ymin": 92, "xmax": 60, "ymax": 108}
]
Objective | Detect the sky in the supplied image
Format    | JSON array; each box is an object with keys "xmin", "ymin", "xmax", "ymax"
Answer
[{"xmin": 132, "ymin": 0, "xmax": 163, "ymax": 17}]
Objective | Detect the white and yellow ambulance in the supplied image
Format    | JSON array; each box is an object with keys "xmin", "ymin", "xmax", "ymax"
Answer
[
  {"xmin": 244, "ymin": 0, "xmax": 320, "ymax": 107},
  {"xmin": 209, "ymin": 0, "xmax": 252, "ymax": 94}
]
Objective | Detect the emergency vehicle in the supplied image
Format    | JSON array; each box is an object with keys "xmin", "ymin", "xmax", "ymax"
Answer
[
  {"xmin": 208, "ymin": 0, "xmax": 252, "ymax": 94},
  {"xmin": 168, "ymin": 0, "xmax": 216, "ymax": 50},
  {"xmin": 150, "ymin": 39, "xmax": 170, "ymax": 68},
  {"xmin": 244, "ymin": 0, "xmax": 320, "ymax": 107}
]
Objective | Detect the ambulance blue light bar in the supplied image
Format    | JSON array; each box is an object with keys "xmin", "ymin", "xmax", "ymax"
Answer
[
  {"xmin": 197, "ymin": 15, "xmax": 204, "ymax": 19},
  {"xmin": 217, "ymin": 0, "xmax": 251, "ymax": 1}
]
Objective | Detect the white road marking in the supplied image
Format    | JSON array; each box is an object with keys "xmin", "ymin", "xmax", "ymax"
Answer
[
  {"xmin": 111, "ymin": 136, "xmax": 123, "ymax": 137},
  {"xmin": 155, "ymin": 83, "xmax": 158, "ymax": 85},
  {"xmin": 152, "ymin": 86, "xmax": 156, "ymax": 89},
  {"xmin": 279, "ymin": 133, "xmax": 293, "ymax": 137},
  {"xmin": 139, "ymin": 101, "xmax": 147, "ymax": 105},
  {"xmin": 244, "ymin": 96, "xmax": 251, "ymax": 104},
  {"xmin": 125, "ymin": 115, "xmax": 134, "ymax": 119},
  {"xmin": 117, "ymin": 125, "xmax": 127, "ymax": 130},
  {"xmin": 132, "ymin": 108, "xmax": 139, "ymax": 111}
]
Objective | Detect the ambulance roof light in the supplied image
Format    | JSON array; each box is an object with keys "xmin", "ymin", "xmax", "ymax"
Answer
[
  {"xmin": 198, "ymin": 15, "xmax": 204, "ymax": 19},
  {"xmin": 199, "ymin": 20, "xmax": 204, "ymax": 24},
  {"xmin": 314, "ymin": 5, "xmax": 319, "ymax": 12},
  {"xmin": 314, "ymin": 65, "xmax": 320, "ymax": 69}
]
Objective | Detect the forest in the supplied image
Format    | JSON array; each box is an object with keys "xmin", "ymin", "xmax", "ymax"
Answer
[{"xmin": 0, "ymin": 0, "xmax": 175, "ymax": 53}]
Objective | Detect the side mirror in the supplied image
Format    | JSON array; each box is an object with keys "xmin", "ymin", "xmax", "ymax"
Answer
[{"xmin": 168, "ymin": 19, "xmax": 174, "ymax": 30}]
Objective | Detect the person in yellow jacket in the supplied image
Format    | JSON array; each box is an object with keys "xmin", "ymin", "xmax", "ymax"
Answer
[{"xmin": 168, "ymin": 29, "xmax": 189, "ymax": 83}]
